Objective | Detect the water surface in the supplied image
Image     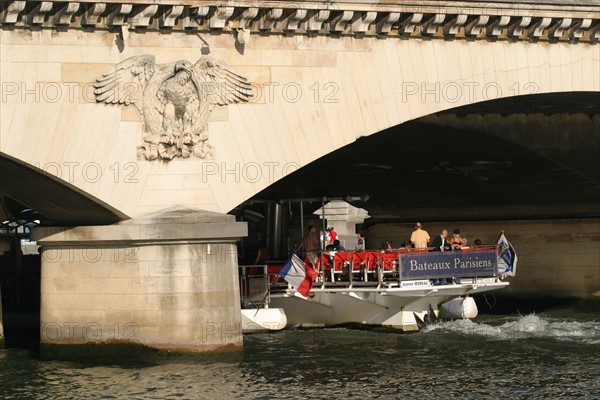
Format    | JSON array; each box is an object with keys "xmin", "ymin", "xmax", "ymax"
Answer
[{"xmin": 1, "ymin": 312, "xmax": 598, "ymax": 399}]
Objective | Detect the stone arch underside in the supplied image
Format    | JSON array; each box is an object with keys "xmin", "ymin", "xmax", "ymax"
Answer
[
  {"xmin": 248, "ymin": 97, "xmax": 600, "ymax": 222},
  {"xmin": 0, "ymin": 152, "xmax": 128, "ymax": 225}
]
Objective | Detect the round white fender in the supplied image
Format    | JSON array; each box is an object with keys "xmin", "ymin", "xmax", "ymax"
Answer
[
  {"xmin": 439, "ymin": 296, "xmax": 478, "ymax": 319},
  {"xmin": 241, "ymin": 308, "xmax": 288, "ymax": 333}
]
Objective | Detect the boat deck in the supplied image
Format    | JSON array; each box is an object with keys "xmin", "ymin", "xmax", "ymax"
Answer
[{"xmin": 241, "ymin": 246, "xmax": 507, "ymax": 305}]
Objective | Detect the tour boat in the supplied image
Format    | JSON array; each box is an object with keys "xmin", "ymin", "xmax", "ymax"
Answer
[{"xmin": 243, "ymin": 245, "xmax": 514, "ymax": 332}]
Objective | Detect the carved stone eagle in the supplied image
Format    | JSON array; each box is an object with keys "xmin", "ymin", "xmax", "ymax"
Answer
[{"xmin": 94, "ymin": 55, "xmax": 253, "ymax": 160}]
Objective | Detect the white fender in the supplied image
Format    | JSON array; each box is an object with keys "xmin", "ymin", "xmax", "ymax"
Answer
[
  {"xmin": 241, "ymin": 308, "xmax": 287, "ymax": 333},
  {"xmin": 439, "ymin": 296, "xmax": 478, "ymax": 319}
]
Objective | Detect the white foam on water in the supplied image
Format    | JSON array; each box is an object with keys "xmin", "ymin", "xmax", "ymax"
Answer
[{"xmin": 423, "ymin": 314, "xmax": 600, "ymax": 344}]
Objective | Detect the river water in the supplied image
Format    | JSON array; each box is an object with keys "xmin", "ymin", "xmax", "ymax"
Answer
[{"xmin": 1, "ymin": 312, "xmax": 599, "ymax": 399}]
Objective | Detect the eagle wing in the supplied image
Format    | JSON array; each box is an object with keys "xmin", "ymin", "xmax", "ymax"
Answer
[
  {"xmin": 192, "ymin": 57, "xmax": 253, "ymax": 106},
  {"xmin": 94, "ymin": 55, "xmax": 156, "ymax": 109}
]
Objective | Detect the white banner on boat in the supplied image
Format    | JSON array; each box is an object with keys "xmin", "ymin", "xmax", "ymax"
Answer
[{"xmin": 400, "ymin": 280, "xmax": 430, "ymax": 288}]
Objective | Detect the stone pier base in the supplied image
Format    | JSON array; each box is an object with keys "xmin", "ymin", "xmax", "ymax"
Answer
[{"xmin": 31, "ymin": 207, "xmax": 247, "ymax": 360}]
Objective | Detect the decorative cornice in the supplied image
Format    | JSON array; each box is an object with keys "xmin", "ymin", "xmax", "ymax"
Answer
[{"xmin": 0, "ymin": 1, "xmax": 598, "ymax": 43}]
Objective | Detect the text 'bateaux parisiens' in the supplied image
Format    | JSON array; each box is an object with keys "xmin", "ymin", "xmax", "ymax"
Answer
[{"xmin": 399, "ymin": 249, "xmax": 497, "ymax": 279}]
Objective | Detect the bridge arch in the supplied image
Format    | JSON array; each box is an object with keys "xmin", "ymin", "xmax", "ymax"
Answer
[
  {"xmin": 249, "ymin": 91, "xmax": 600, "ymax": 220},
  {"xmin": 0, "ymin": 3, "xmax": 598, "ymax": 219},
  {"xmin": 0, "ymin": 152, "xmax": 128, "ymax": 225}
]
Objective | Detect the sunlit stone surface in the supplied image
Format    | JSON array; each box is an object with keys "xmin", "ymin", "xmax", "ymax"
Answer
[{"xmin": 31, "ymin": 207, "xmax": 247, "ymax": 355}]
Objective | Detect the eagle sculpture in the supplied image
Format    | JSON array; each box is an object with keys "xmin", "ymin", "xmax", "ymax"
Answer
[{"xmin": 94, "ymin": 55, "xmax": 253, "ymax": 160}]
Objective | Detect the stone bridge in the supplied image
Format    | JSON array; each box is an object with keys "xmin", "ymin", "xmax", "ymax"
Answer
[{"xmin": 0, "ymin": 0, "xmax": 598, "ymax": 355}]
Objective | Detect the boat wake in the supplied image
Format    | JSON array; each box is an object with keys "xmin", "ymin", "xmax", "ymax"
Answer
[{"xmin": 422, "ymin": 314, "xmax": 600, "ymax": 344}]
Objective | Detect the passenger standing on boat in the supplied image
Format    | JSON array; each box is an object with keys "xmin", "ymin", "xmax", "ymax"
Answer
[
  {"xmin": 299, "ymin": 225, "xmax": 320, "ymax": 268},
  {"xmin": 410, "ymin": 222, "xmax": 430, "ymax": 249},
  {"xmin": 356, "ymin": 232, "xmax": 365, "ymax": 250},
  {"xmin": 320, "ymin": 229, "xmax": 330, "ymax": 248},
  {"xmin": 328, "ymin": 227, "xmax": 338, "ymax": 243},
  {"xmin": 450, "ymin": 229, "xmax": 467, "ymax": 249},
  {"xmin": 431, "ymin": 230, "xmax": 451, "ymax": 285},
  {"xmin": 448, "ymin": 229, "xmax": 465, "ymax": 285},
  {"xmin": 431, "ymin": 229, "xmax": 450, "ymax": 252}
]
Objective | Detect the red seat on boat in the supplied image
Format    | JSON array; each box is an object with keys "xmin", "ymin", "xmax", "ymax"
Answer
[
  {"xmin": 327, "ymin": 251, "xmax": 348, "ymax": 281},
  {"xmin": 315, "ymin": 253, "xmax": 332, "ymax": 271},
  {"xmin": 379, "ymin": 252, "xmax": 398, "ymax": 272},
  {"xmin": 352, "ymin": 251, "xmax": 378, "ymax": 281},
  {"xmin": 351, "ymin": 252, "xmax": 365, "ymax": 272},
  {"xmin": 362, "ymin": 252, "xmax": 377, "ymax": 272},
  {"xmin": 350, "ymin": 251, "xmax": 375, "ymax": 269},
  {"xmin": 332, "ymin": 251, "xmax": 350, "ymax": 272}
]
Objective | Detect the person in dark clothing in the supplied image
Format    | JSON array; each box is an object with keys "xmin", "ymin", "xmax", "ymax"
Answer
[
  {"xmin": 298, "ymin": 225, "xmax": 320, "ymax": 268},
  {"xmin": 431, "ymin": 229, "xmax": 450, "ymax": 285},
  {"xmin": 333, "ymin": 239, "xmax": 345, "ymax": 251},
  {"xmin": 431, "ymin": 229, "xmax": 450, "ymax": 252}
]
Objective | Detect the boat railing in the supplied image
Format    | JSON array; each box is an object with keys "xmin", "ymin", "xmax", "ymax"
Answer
[
  {"xmin": 313, "ymin": 249, "xmax": 399, "ymax": 286},
  {"xmin": 244, "ymin": 246, "xmax": 502, "ymax": 294},
  {"xmin": 311, "ymin": 245, "xmax": 500, "ymax": 287},
  {"xmin": 239, "ymin": 265, "xmax": 270, "ymax": 307}
]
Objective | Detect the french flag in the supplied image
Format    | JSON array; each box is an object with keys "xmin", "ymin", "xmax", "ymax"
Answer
[{"xmin": 280, "ymin": 254, "xmax": 318, "ymax": 297}]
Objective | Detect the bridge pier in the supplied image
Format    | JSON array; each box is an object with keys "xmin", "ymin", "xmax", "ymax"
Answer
[{"xmin": 31, "ymin": 207, "xmax": 247, "ymax": 360}]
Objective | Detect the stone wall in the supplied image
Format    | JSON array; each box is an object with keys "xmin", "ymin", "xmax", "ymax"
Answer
[{"xmin": 366, "ymin": 218, "xmax": 600, "ymax": 299}]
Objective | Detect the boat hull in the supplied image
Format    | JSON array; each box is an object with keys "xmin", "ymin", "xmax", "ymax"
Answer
[{"xmin": 270, "ymin": 280, "xmax": 507, "ymax": 331}]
